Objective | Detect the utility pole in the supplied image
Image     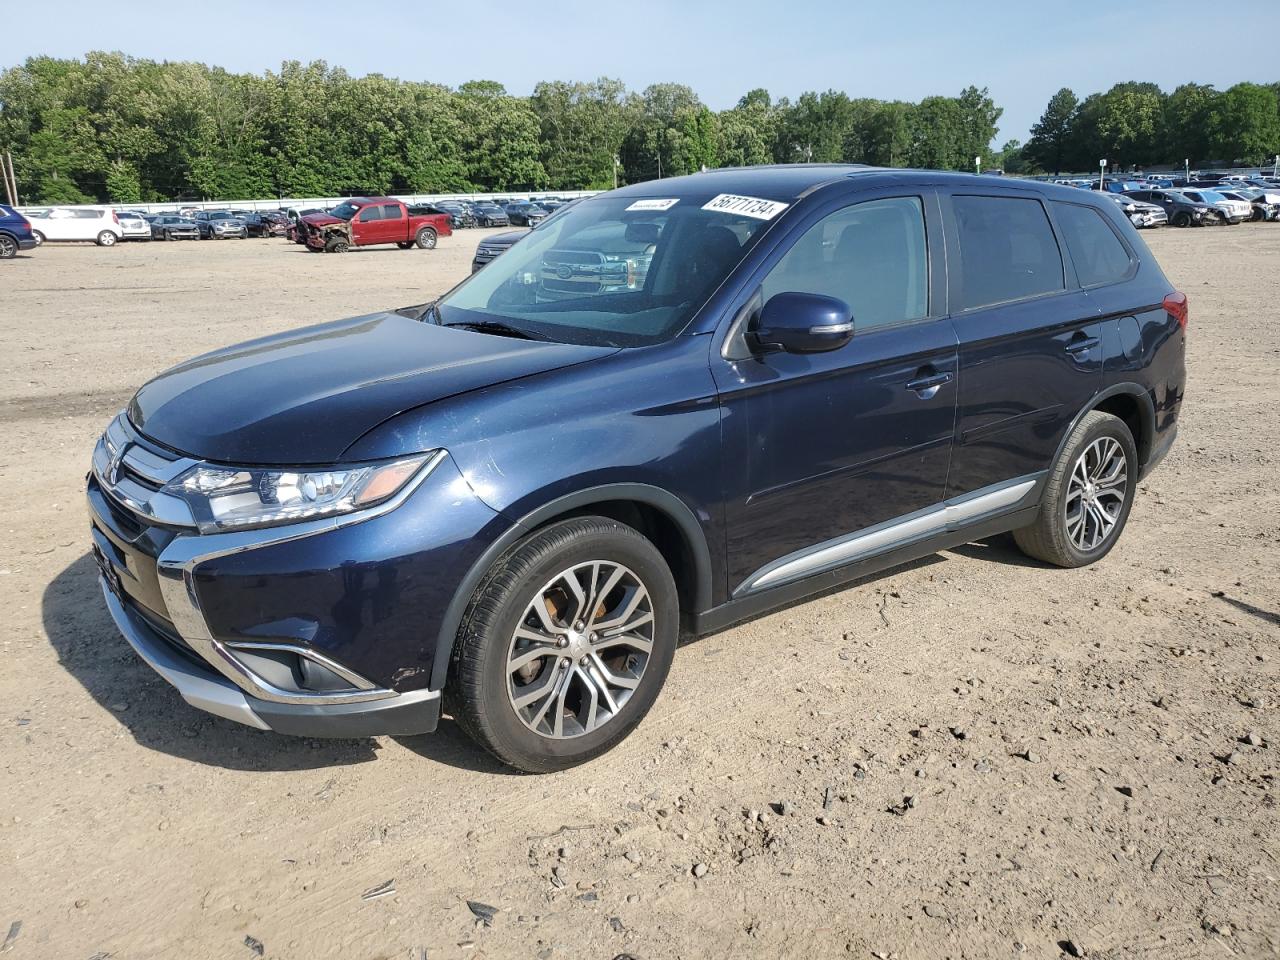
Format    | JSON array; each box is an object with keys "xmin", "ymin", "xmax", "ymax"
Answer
[
  {"xmin": 975, "ymin": 155, "xmax": 982, "ymax": 175},
  {"xmin": 1099, "ymin": 158, "xmax": 1107, "ymax": 192},
  {"xmin": 2, "ymin": 151, "xmax": 16, "ymax": 206},
  {"xmin": 613, "ymin": 154, "xmax": 619, "ymax": 190},
  {"xmin": 1184, "ymin": 158, "xmax": 1190, "ymax": 183}
]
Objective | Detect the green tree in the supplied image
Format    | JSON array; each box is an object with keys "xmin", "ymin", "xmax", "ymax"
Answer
[
  {"xmin": 1164, "ymin": 83, "xmax": 1217, "ymax": 165},
  {"xmin": 1206, "ymin": 82, "xmax": 1280, "ymax": 165},
  {"xmin": 1026, "ymin": 87, "xmax": 1078, "ymax": 174}
]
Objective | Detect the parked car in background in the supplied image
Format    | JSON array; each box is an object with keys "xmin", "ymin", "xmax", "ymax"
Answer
[
  {"xmin": 25, "ymin": 207, "xmax": 123, "ymax": 246},
  {"xmin": 300, "ymin": 197, "xmax": 452, "ymax": 252},
  {"xmin": 237, "ymin": 211, "xmax": 287, "ymax": 237},
  {"xmin": 116, "ymin": 211, "xmax": 153, "ymax": 242},
  {"xmin": 471, "ymin": 199, "xmax": 583, "ymax": 273},
  {"xmin": 505, "ymin": 202, "xmax": 548, "ymax": 226},
  {"xmin": 1105, "ymin": 193, "xmax": 1167, "ymax": 228},
  {"xmin": 472, "ymin": 202, "xmax": 510, "ymax": 227},
  {"xmin": 196, "ymin": 211, "xmax": 249, "ymax": 239},
  {"xmin": 0, "ymin": 204, "xmax": 38, "ymax": 259},
  {"xmin": 1216, "ymin": 187, "xmax": 1280, "ymax": 221},
  {"xmin": 149, "ymin": 215, "xmax": 201, "ymax": 241},
  {"xmin": 1178, "ymin": 189, "xmax": 1250, "ymax": 224},
  {"xmin": 87, "ymin": 166, "xmax": 1186, "ymax": 772},
  {"xmin": 1124, "ymin": 189, "xmax": 1221, "ymax": 227}
]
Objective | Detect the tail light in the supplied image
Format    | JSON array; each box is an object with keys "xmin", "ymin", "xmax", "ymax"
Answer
[
  {"xmin": 111, "ymin": 210, "xmax": 120, "ymax": 225},
  {"xmin": 1163, "ymin": 291, "xmax": 1188, "ymax": 330}
]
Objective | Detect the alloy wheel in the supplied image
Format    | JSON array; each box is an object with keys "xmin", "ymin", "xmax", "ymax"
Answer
[
  {"xmin": 506, "ymin": 560, "xmax": 654, "ymax": 740},
  {"xmin": 1064, "ymin": 436, "xmax": 1127, "ymax": 551},
  {"xmin": 0, "ymin": 235, "xmax": 16, "ymax": 259}
]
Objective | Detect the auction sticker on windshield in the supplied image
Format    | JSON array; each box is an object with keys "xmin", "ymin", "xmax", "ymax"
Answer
[
  {"xmin": 702, "ymin": 194, "xmax": 789, "ymax": 220},
  {"xmin": 626, "ymin": 198, "xmax": 680, "ymax": 212}
]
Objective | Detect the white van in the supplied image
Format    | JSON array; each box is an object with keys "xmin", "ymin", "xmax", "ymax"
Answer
[{"xmin": 25, "ymin": 207, "xmax": 123, "ymax": 246}]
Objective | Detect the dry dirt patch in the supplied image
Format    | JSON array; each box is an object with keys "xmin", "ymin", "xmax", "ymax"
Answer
[{"xmin": 1, "ymin": 226, "xmax": 1277, "ymax": 959}]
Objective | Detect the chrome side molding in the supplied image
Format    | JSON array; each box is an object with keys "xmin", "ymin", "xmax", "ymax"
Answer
[{"xmin": 736, "ymin": 474, "xmax": 1041, "ymax": 596}]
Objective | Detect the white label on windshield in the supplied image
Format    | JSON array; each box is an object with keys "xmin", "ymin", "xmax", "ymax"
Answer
[
  {"xmin": 626, "ymin": 198, "xmax": 679, "ymax": 211},
  {"xmin": 702, "ymin": 194, "xmax": 789, "ymax": 220}
]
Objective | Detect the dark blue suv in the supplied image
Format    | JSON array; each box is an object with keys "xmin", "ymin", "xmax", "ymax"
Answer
[
  {"xmin": 0, "ymin": 204, "xmax": 37, "ymax": 258},
  {"xmin": 88, "ymin": 166, "xmax": 1186, "ymax": 771}
]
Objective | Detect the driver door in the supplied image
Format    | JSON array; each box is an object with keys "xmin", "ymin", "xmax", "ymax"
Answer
[{"xmin": 711, "ymin": 189, "xmax": 958, "ymax": 595}]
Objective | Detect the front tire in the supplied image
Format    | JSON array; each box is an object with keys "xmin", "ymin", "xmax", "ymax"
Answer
[
  {"xmin": 446, "ymin": 517, "xmax": 679, "ymax": 772},
  {"xmin": 415, "ymin": 227, "xmax": 437, "ymax": 249},
  {"xmin": 1172, "ymin": 212, "xmax": 1191, "ymax": 228},
  {"xmin": 1013, "ymin": 410, "xmax": 1137, "ymax": 568},
  {"xmin": 325, "ymin": 237, "xmax": 350, "ymax": 253}
]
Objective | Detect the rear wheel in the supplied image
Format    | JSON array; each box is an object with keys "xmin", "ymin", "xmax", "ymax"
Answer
[
  {"xmin": 0, "ymin": 234, "xmax": 16, "ymax": 259},
  {"xmin": 32, "ymin": 230, "xmax": 45, "ymax": 246},
  {"xmin": 415, "ymin": 227, "xmax": 437, "ymax": 249},
  {"xmin": 1012, "ymin": 411, "xmax": 1137, "ymax": 568},
  {"xmin": 96, "ymin": 231, "xmax": 117, "ymax": 247},
  {"xmin": 446, "ymin": 517, "xmax": 679, "ymax": 772}
]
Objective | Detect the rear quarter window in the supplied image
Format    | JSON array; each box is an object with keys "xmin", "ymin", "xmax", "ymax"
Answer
[
  {"xmin": 953, "ymin": 195, "xmax": 1065, "ymax": 310},
  {"xmin": 1051, "ymin": 202, "xmax": 1133, "ymax": 288}
]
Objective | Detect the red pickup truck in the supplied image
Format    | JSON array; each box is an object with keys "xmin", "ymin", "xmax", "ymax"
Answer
[{"xmin": 300, "ymin": 197, "xmax": 452, "ymax": 253}]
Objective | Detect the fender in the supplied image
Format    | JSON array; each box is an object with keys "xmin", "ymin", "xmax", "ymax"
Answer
[
  {"xmin": 1049, "ymin": 382, "xmax": 1156, "ymax": 477},
  {"xmin": 429, "ymin": 482, "xmax": 714, "ymax": 691}
]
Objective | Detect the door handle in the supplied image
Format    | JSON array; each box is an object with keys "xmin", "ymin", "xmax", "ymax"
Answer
[
  {"xmin": 1065, "ymin": 336, "xmax": 1100, "ymax": 356},
  {"xmin": 906, "ymin": 370, "xmax": 953, "ymax": 398}
]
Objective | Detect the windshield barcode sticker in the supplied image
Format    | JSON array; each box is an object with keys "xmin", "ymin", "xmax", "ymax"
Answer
[
  {"xmin": 702, "ymin": 194, "xmax": 789, "ymax": 220},
  {"xmin": 625, "ymin": 198, "xmax": 680, "ymax": 211}
]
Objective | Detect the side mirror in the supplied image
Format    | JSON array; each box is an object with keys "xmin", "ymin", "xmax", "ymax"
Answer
[{"xmin": 752, "ymin": 292, "xmax": 853, "ymax": 354}]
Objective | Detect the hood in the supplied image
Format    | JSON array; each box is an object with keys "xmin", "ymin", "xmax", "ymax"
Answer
[
  {"xmin": 301, "ymin": 212, "xmax": 344, "ymax": 227},
  {"xmin": 129, "ymin": 313, "xmax": 616, "ymax": 464}
]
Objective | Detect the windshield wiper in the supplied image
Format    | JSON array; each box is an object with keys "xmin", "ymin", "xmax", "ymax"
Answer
[{"xmin": 443, "ymin": 319, "xmax": 548, "ymax": 341}]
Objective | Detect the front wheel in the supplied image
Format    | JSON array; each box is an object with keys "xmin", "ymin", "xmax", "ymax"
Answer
[
  {"xmin": 1171, "ymin": 212, "xmax": 1191, "ymax": 228},
  {"xmin": 415, "ymin": 227, "xmax": 437, "ymax": 249},
  {"xmin": 1013, "ymin": 410, "xmax": 1137, "ymax": 568},
  {"xmin": 96, "ymin": 231, "xmax": 117, "ymax": 247},
  {"xmin": 446, "ymin": 517, "xmax": 679, "ymax": 772},
  {"xmin": 325, "ymin": 237, "xmax": 350, "ymax": 253}
]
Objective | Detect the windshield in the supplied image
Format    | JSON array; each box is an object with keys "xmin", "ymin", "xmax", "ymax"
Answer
[
  {"xmin": 328, "ymin": 202, "xmax": 359, "ymax": 220},
  {"xmin": 439, "ymin": 194, "xmax": 780, "ymax": 347},
  {"xmin": 1197, "ymin": 191, "xmax": 1226, "ymax": 202}
]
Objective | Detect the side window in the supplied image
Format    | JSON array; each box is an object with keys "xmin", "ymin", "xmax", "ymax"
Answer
[
  {"xmin": 760, "ymin": 196, "xmax": 928, "ymax": 332},
  {"xmin": 357, "ymin": 206, "xmax": 381, "ymax": 222},
  {"xmin": 380, "ymin": 203, "xmax": 402, "ymax": 220},
  {"xmin": 1051, "ymin": 202, "xmax": 1133, "ymax": 287},
  {"xmin": 953, "ymin": 195, "xmax": 1064, "ymax": 309}
]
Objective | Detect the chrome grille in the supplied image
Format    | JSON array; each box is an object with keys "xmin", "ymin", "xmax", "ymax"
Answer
[{"xmin": 92, "ymin": 413, "xmax": 199, "ymax": 528}]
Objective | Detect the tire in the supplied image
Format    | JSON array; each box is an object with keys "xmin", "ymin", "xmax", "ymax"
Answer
[
  {"xmin": 415, "ymin": 227, "xmax": 437, "ymax": 249},
  {"xmin": 165, "ymin": 230, "xmax": 175, "ymax": 241},
  {"xmin": 325, "ymin": 237, "xmax": 349, "ymax": 253},
  {"xmin": 446, "ymin": 517, "xmax": 679, "ymax": 772},
  {"xmin": 0, "ymin": 234, "xmax": 16, "ymax": 259},
  {"xmin": 1012, "ymin": 410, "xmax": 1138, "ymax": 568},
  {"xmin": 96, "ymin": 231, "xmax": 117, "ymax": 247},
  {"xmin": 32, "ymin": 230, "xmax": 45, "ymax": 246},
  {"xmin": 1171, "ymin": 212, "xmax": 1191, "ymax": 228}
]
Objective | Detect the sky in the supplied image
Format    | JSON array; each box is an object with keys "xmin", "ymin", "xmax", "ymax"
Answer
[{"xmin": 7, "ymin": 0, "xmax": 1278, "ymax": 145}]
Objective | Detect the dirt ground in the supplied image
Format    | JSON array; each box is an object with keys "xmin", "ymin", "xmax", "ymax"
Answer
[{"xmin": 1, "ymin": 225, "xmax": 1278, "ymax": 960}]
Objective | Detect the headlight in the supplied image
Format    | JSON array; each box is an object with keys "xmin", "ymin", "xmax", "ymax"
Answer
[{"xmin": 165, "ymin": 453, "xmax": 437, "ymax": 534}]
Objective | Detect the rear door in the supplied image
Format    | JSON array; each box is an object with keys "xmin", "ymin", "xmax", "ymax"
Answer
[
  {"xmin": 379, "ymin": 203, "xmax": 408, "ymax": 242},
  {"xmin": 940, "ymin": 188, "xmax": 1103, "ymax": 498}
]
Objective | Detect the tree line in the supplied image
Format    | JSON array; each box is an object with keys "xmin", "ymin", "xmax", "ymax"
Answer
[
  {"xmin": 1014, "ymin": 81, "xmax": 1280, "ymax": 175},
  {"xmin": 0, "ymin": 52, "xmax": 1003, "ymax": 203}
]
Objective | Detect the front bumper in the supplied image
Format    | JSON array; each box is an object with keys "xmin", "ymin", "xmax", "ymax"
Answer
[
  {"xmin": 87, "ymin": 414, "xmax": 509, "ymax": 737},
  {"xmin": 99, "ymin": 577, "xmax": 441, "ymax": 736}
]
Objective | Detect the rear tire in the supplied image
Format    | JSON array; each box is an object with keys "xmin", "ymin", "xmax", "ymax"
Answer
[
  {"xmin": 0, "ymin": 234, "xmax": 16, "ymax": 259},
  {"xmin": 32, "ymin": 230, "xmax": 45, "ymax": 246},
  {"xmin": 415, "ymin": 227, "xmax": 437, "ymax": 249},
  {"xmin": 1012, "ymin": 411, "xmax": 1137, "ymax": 568},
  {"xmin": 446, "ymin": 517, "xmax": 679, "ymax": 772},
  {"xmin": 96, "ymin": 231, "xmax": 117, "ymax": 246}
]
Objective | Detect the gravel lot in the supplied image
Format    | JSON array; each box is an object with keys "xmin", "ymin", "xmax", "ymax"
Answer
[{"xmin": 2, "ymin": 226, "xmax": 1278, "ymax": 960}]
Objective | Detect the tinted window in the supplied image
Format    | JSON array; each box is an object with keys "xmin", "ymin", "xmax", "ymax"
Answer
[
  {"xmin": 953, "ymin": 195, "xmax": 1064, "ymax": 309},
  {"xmin": 380, "ymin": 203, "xmax": 402, "ymax": 220},
  {"xmin": 357, "ymin": 205, "xmax": 382, "ymax": 222},
  {"xmin": 761, "ymin": 197, "xmax": 928, "ymax": 331},
  {"xmin": 1051, "ymin": 202, "xmax": 1132, "ymax": 287}
]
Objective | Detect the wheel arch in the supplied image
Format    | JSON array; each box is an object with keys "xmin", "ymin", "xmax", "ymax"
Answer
[
  {"xmin": 430, "ymin": 483, "xmax": 714, "ymax": 692},
  {"xmin": 1054, "ymin": 383, "xmax": 1155, "ymax": 473}
]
